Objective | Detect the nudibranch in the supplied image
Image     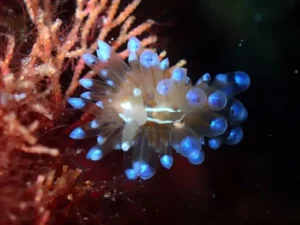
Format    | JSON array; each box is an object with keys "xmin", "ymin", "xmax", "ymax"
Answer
[{"xmin": 68, "ymin": 37, "xmax": 250, "ymax": 180}]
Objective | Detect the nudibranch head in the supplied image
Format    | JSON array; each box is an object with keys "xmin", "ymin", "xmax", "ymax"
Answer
[{"xmin": 68, "ymin": 37, "xmax": 250, "ymax": 180}]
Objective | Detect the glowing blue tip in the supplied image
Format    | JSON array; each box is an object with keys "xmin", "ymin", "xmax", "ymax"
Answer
[
  {"xmin": 215, "ymin": 73, "xmax": 228, "ymax": 83},
  {"xmin": 127, "ymin": 37, "xmax": 141, "ymax": 52},
  {"xmin": 90, "ymin": 120, "xmax": 101, "ymax": 128},
  {"xmin": 86, "ymin": 146, "xmax": 103, "ymax": 161},
  {"xmin": 196, "ymin": 73, "xmax": 211, "ymax": 85},
  {"xmin": 186, "ymin": 90, "xmax": 199, "ymax": 103},
  {"xmin": 97, "ymin": 136, "xmax": 105, "ymax": 145},
  {"xmin": 140, "ymin": 50, "xmax": 159, "ymax": 68},
  {"xmin": 125, "ymin": 168, "xmax": 138, "ymax": 180},
  {"xmin": 100, "ymin": 69, "xmax": 109, "ymax": 77},
  {"xmin": 106, "ymin": 79, "xmax": 114, "ymax": 87},
  {"xmin": 202, "ymin": 73, "xmax": 211, "ymax": 82},
  {"xmin": 180, "ymin": 136, "xmax": 201, "ymax": 157},
  {"xmin": 160, "ymin": 155, "xmax": 173, "ymax": 169},
  {"xmin": 210, "ymin": 117, "xmax": 227, "ymax": 134},
  {"xmin": 186, "ymin": 88, "xmax": 206, "ymax": 106},
  {"xmin": 208, "ymin": 137, "xmax": 222, "ymax": 150},
  {"xmin": 79, "ymin": 78, "xmax": 93, "ymax": 89},
  {"xmin": 69, "ymin": 127, "xmax": 86, "ymax": 139},
  {"xmin": 80, "ymin": 92, "xmax": 92, "ymax": 100},
  {"xmin": 171, "ymin": 67, "xmax": 187, "ymax": 82},
  {"xmin": 97, "ymin": 40, "xmax": 111, "ymax": 62},
  {"xmin": 229, "ymin": 100, "xmax": 246, "ymax": 122},
  {"xmin": 67, "ymin": 97, "xmax": 85, "ymax": 109},
  {"xmin": 132, "ymin": 161, "xmax": 155, "ymax": 180},
  {"xmin": 188, "ymin": 150, "xmax": 205, "ymax": 165},
  {"xmin": 156, "ymin": 79, "xmax": 173, "ymax": 96},
  {"xmin": 82, "ymin": 53, "xmax": 96, "ymax": 66},
  {"xmin": 139, "ymin": 163, "xmax": 155, "ymax": 180},
  {"xmin": 234, "ymin": 71, "xmax": 250, "ymax": 91},
  {"xmin": 96, "ymin": 101, "xmax": 104, "ymax": 109},
  {"xmin": 208, "ymin": 91, "xmax": 227, "ymax": 111},
  {"xmin": 226, "ymin": 126, "xmax": 243, "ymax": 145},
  {"xmin": 160, "ymin": 58, "xmax": 169, "ymax": 70}
]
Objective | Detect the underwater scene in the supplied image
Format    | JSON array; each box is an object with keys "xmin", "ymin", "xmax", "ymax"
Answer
[{"xmin": 0, "ymin": 0, "xmax": 299, "ymax": 225}]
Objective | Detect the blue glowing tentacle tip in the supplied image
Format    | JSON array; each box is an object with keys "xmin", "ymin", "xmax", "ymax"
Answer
[
  {"xmin": 80, "ymin": 92, "xmax": 92, "ymax": 100},
  {"xmin": 234, "ymin": 71, "xmax": 250, "ymax": 91},
  {"xmin": 82, "ymin": 53, "xmax": 95, "ymax": 64},
  {"xmin": 229, "ymin": 100, "xmax": 246, "ymax": 121},
  {"xmin": 140, "ymin": 50, "xmax": 160, "ymax": 68},
  {"xmin": 180, "ymin": 136, "xmax": 202, "ymax": 157},
  {"xmin": 97, "ymin": 40, "xmax": 111, "ymax": 62},
  {"xmin": 208, "ymin": 137, "xmax": 222, "ymax": 150},
  {"xmin": 86, "ymin": 146, "xmax": 103, "ymax": 161},
  {"xmin": 131, "ymin": 161, "xmax": 155, "ymax": 180},
  {"xmin": 157, "ymin": 79, "xmax": 173, "ymax": 95},
  {"xmin": 69, "ymin": 127, "xmax": 86, "ymax": 139},
  {"xmin": 97, "ymin": 136, "xmax": 105, "ymax": 145},
  {"xmin": 139, "ymin": 165, "xmax": 155, "ymax": 180},
  {"xmin": 196, "ymin": 73, "xmax": 211, "ymax": 85},
  {"xmin": 106, "ymin": 79, "xmax": 114, "ymax": 87},
  {"xmin": 160, "ymin": 155, "xmax": 173, "ymax": 169},
  {"xmin": 125, "ymin": 169, "xmax": 138, "ymax": 180},
  {"xmin": 79, "ymin": 78, "xmax": 93, "ymax": 89},
  {"xmin": 100, "ymin": 69, "xmax": 109, "ymax": 77},
  {"xmin": 203, "ymin": 73, "xmax": 211, "ymax": 82},
  {"xmin": 215, "ymin": 73, "xmax": 228, "ymax": 83},
  {"xmin": 90, "ymin": 119, "xmax": 101, "ymax": 128},
  {"xmin": 127, "ymin": 37, "xmax": 141, "ymax": 52},
  {"xmin": 186, "ymin": 87, "xmax": 207, "ymax": 107},
  {"xmin": 208, "ymin": 91, "xmax": 227, "ymax": 111},
  {"xmin": 171, "ymin": 67, "xmax": 187, "ymax": 82},
  {"xmin": 210, "ymin": 117, "xmax": 227, "ymax": 134},
  {"xmin": 67, "ymin": 97, "xmax": 85, "ymax": 109},
  {"xmin": 226, "ymin": 126, "xmax": 243, "ymax": 145},
  {"xmin": 96, "ymin": 101, "xmax": 104, "ymax": 109},
  {"xmin": 188, "ymin": 150, "xmax": 205, "ymax": 165},
  {"xmin": 160, "ymin": 58, "xmax": 169, "ymax": 70}
]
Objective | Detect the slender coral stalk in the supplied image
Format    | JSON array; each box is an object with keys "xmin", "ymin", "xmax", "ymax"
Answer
[
  {"xmin": 0, "ymin": 34, "xmax": 15, "ymax": 76},
  {"xmin": 0, "ymin": 1, "xmax": 157, "ymax": 224}
]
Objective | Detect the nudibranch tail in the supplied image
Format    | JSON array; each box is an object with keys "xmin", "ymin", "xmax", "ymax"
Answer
[{"xmin": 68, "ymin": 36, "xmax": 250, "ymax": 180}]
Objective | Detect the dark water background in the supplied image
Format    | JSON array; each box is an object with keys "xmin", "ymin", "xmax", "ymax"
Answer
[{"xmin": 1, "ymin": 0, "xmax": 300, "ymax": 225}]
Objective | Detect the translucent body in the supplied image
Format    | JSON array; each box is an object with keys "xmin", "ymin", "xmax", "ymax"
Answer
[{"xmin": 68, "ymin": 37, "xmax": 250, "ymax": 180}]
